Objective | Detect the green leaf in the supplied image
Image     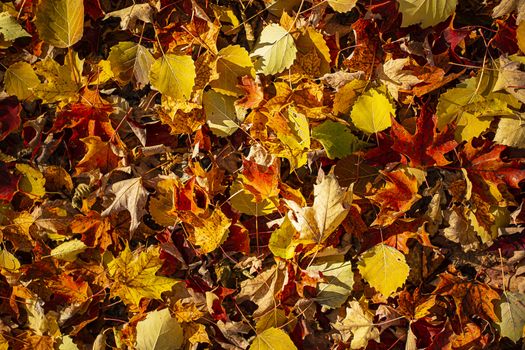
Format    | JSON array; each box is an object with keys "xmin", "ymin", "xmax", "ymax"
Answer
[
  {"xmin": 16, "ymin": 163, "xmax": 46, "ymax": 198},
  {"xmin": 398, "ymin": 0, "xmax": 458, "ymax": 28},
  {"xmin": 0, "ymin": 11, "xmax": 30, "ymax": 41},
  {"xmin": 149, "ymin": 54, "xmax": 195, "ymax": 100},
  {"xmin": 250, "ymin": 327, "xmax": 297, "ymax": 350},
  {"xmin": 312, "ymin": 120, "xmax": 367, "ymax": 159},
  {"xmin": 350, "ymin": 89, "xmax": 395, "ymax": 134},
  {"xmin": 108, "ymin": 41, "xmax": 154, "ymax": 87},
  {"xmin": 203, "ymin": 90, "xmax": 240, "ymax": 136},
  {"xmin": 251, "ymin": 24, "xmax": 297, "ymax": 75},
  {"xmin": 327, "ymin": 0, "xmax": 357, "ymax": 13},
  {"xmin": 357, "ymin": 243, "xmax": 409, "ymax": 297},
  {"xmin": 136, "ymin": 308, "xmax": 183, "ymax": 350},
  {"xmin": 4, "ymin": 62, "xmax": 40, "ymax": 100},
  {"xmin": 269, "ymin": 216, "xmax": 298, "ymax": 259},
  {"xmin": 497, "ymin": 291, "xmax": 525, "ymax": 342},
  {"xmin": 308, "ymin": 253, "xmax": 354, "ymax": 308},
  {"xmin": 495, "ymin": 115, "xmax": 525, "ymax": 148},
  {"xmin": 211, "ymin": 45, "xmax": 254, "ymax": 96},
  {"xmin": 50, "ymin": 239, "xmax": 87, "ymax": 262},
  {"xmin": 35, "ymin": 0, "xmax": 84, "ymax": 48}
]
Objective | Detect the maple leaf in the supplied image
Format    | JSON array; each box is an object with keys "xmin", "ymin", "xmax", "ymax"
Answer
[
  {"xmin": 368, "ymin": 169, "xmax": 421, "ymax": 227},
  {"xmin": 332, "ymin": 300, "xmax": 380, "ymax": 348},
  {"xmin": 236, "ymin": 264, "xmax": 286, "ymax": 318},
  {"xmin": 390, "ymin": 105, "xmax": 457, "ymax": 168},
  {"xmin": 240, "ymin": 158, "xmax": 280, "ymax": 202},
  {"xmin": 433, "ymin": 272, "xmax": 500, "ymax": 322},
  {"xmin": 286, "ymin": 172, "xmax": 351, "ymax": 245},
  {"xmin": 107, "ymin": 245, "xmax": 178, "ymax": 306},
  {"xmin": 101, "ymin": 177, "xmax": 149, "ymax": 234}
]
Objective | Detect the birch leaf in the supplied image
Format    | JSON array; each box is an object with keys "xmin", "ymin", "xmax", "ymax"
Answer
[
  {"xmin": 358, "ymin": 243, "xmax": 410, "ymax": 297},
  {"xmin": 0, "ymin": 12, "xmax": 30, "ymax": 41},
  {"xmin": 497, "ymin": 291, "xmax": 525, "ymax": 342},
  {"xmin": 249, "ymin": 327, "xmax": 297, "ymax": 350},
  {"xmin": 4, "ymin": 62, "xmax": 40, "ymax": 100},
  {"xmin": 136, "ymin": 308, "xmax": 183, "ymax": 350},
  {"xmin": 251, "ymin": 24, "xmax": 297, "ymax": 75},
  {"xmin": 350, "ymin": 89, "xmax": 395, "ymax": 134},
  {"xmin": 149, "ymin": 54, "xmax": 195, "ymax": 100},
  {"xmin": 35, "ymin": 0, "xmax": 84, "ymax": 48},
  {"xmin": 398, "ymin": 0, "xmax": 458, "ymax": 28},
  {"xmin": 108, "ymin": 42, "xmax": 154, "ymax": 87}
]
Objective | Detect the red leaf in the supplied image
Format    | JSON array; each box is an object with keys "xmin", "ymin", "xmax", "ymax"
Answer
[
  {"xmin": 390, "ymin": 105, "xmax": 457, "ymax": 168},
  {"xmin": 0, "ymin": 97, "xmax": 21, "ymax": 141}
]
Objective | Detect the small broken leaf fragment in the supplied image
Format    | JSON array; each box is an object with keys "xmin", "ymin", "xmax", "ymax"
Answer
[
  {"xmin": 135, "ymin": 308, "xmax": 183, "ymax": 350},
  {"xmin": 249, "ymin": 327, "xmax": 297, "ymax": 350},
  {"xmin": 358, "ymin": 243, "xmax": 410, "ymax": 297}
]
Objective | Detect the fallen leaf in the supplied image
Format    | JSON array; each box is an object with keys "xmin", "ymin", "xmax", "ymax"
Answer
[
  {"xmin": 136, "ymin": 308, "xmax": 183, "ymax": 350},
  {"xmin": 101, "ymin": 177, "xmax": 148, "ymax": 234},
  {"xmin": 350, "ymin": 89, "xmax": 395, "ymax": 134},
  {"xmin": 249, "ymin": 327, "xmax": 297, "ymax": 350},
  {"xmin": 358, "ymin": 243, "xmax": 410, "ymax": 297},
  {"xmin": 251, "ymin": 23, "xmax": 297, "ymax": 75},
  {"xmin": 107, "ymin": 245, "xmax": 178, "ymax": 306},
  {"xmin": 35, "ymin": 0, "xmax": 84, "ymax": 48}
]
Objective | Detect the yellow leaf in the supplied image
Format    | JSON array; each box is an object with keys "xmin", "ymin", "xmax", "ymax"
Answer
[
  {"xmin": 357, "ymin": 243, "xmax": 410, "ymax": 297},
  {"xmin": 16, "ymin": 163, "xmax": 46, "ymax": 198},
  {"xmin": 107, "ymin": 245, "xmax": 178, "ymax": 306},
  {"xmin": 230, "ymin": 180, "xmax": 276, "ymax": 216},
  {"xmin": 50, "ymin": 239, "xmax": 87, "ymax": 262},
  {"xmin": 251, "ymin": 24, "xmax": 297, "ymax": 75},
  {"xmin": 249, "ymin": 327, "xmax": 297, "ymax": 350},
  {"xmin": 108, "ymin": 41, "xmax": 153, "ymax": 87},
  {"xmin": 332, "ymin": 79, "xmax": 367, "ymax": 115},
  {"xmin": 211, "ymin": 45, "xmax": 254, "ymax": 96},
  {"xmin": 350, "ymin": 89, "xmax": 395, "ymax": 134},
  {"xmin": 33, "ymin": 57, "xmax": 80, "ymax": 103},
  {"xmin": 4, "ymin": 62, "xmax": 40, "ymax": 100},
  {"xmin": 0, "ymin": 249, "xmax": 20, "ymax": 272},
  {"xmin": 398, "ymin": 0, "xmax": 457, "ymax": 28},
  {"xmin": 518, "ymin": 21, "xmax": 525, "ymax": 54},
  {"xmin": 327, "ymin": 0, "xmax": 357, "ymax": 13},
  {"xmin": 183, "ymin": 323, "xmax": 210, "ymax": 345},
  {"xmin": 203, "ymin": 90, "xmax": 241, "ymax": 136},
  {"xmin": 268, "ymin": 216, "xmax": 298, "ymax": 259},
  {"xmin": 191, "ymin": 209, "xmax": 231, "ymax": 254},
  {"xmin": 136, "ymin": 308, "xmax": 183, "ymax": 350},
  {"xmin": 35, "ymin": 0, "xmax": 84, "ymax": 48},
  {"xmin": 149, "ymin": 54, "xmax": 195, "ymax": 100}
]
